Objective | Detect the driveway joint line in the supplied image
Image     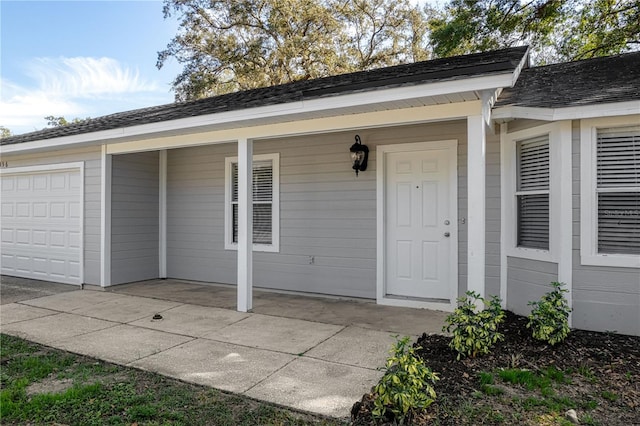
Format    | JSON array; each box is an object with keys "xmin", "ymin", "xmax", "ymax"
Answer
[
  {"xmin": 124, "ymin": 336, "xmax": 198, "ymax": 366},
  {"xmin": 297, "ymin": 325, "xmax": 347, "ymax": 356},
  {"xmin": 242, "ymin": 355, "xmax": 298, "ymax": 395}
]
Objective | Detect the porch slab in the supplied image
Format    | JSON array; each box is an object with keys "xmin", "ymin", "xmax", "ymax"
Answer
[
  {"xmin": 0, "ymin": 303, "xmax": 58, "ymax": 325},
  {"xmin": 111, "ymin": 279, "xmax": 449, "ymax": 335},
  {"xmin": 71, "ymin": 295, "xmax": 183, "ymax": 323},
  {"xmin": 129, "ymin": 304, "xmax": 250, "ymax": 337},
  {"xmin": 130, "ymin": 338, "xmax": 295, "ymax": 393},
  {"xmin": 305, "ymin": 326, "xmax": 400, "ymax": 369},
  {"xmin": 55, "ymin": 324, "xmax": 194, "ymax": 365},
  {"xmin": 1, "ymin": 313, "xmax": 118, "ymax": 345},
  {"xmin": 21, "ymin": 290, "xmax": 126, "ymax": 313},
  {"xmin": 245, "ymin": 357, "xmax": 382, "ymax": 418},
  {"xmin": 109, "ymin": 279, "xmax": 237, "ymax": 309},
  {"xmin": 203, "ymin": 314, "xmax": 343, "ymax": 354}
]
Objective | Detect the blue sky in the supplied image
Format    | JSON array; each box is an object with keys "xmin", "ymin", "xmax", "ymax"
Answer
[{"xmin": 1, "ymin": 0, "xmax": 181, "ymax": 135}]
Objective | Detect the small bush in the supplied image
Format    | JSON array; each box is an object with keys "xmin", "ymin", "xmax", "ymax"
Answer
[
  {"xmin": 443, "ymin": 291, "xmax": 505, "ymax": 360},
  {"xmin": 527, "ymin": 282, "xmax": 571, "ymax": 345},
  {"xmin": 372, "ymin": 336, "xmax": 438, "ymax": 423}
]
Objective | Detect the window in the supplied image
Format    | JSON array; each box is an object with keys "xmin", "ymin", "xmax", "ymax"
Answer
[
  {"xmin": 595, "ymin": 126, "xmax": 640, "ymax": 255},
  {"xmin": 581, "ymin": 118, "xmax": 640, "ymax": 268},
  {"xmin": 225, "ymin": 153, "xmax": 279, "ymax": 252},
  {"xmin": 516, "ymin": 135, "xmax": 550, "ymax": 250}
]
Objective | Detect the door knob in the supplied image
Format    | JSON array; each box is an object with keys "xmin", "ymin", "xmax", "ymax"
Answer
[{"xmin": 444, "ymin": 232, "xmax": 450, "ymax": 237}]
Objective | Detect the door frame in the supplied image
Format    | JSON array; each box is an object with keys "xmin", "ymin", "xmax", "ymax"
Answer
[
  {"xmin": 0, "ymin": 162, "xmax": 85, "ymax": 285},
  {"xmin": 376, "ymin": 141, "xmax": 458, "ymax": 311}
]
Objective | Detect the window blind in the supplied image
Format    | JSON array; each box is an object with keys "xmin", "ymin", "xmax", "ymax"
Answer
[
  {"xmin": 596, "ymin": 126, "xmax": 640, "ymax": 254},
  {"xmin": 516, "ymin": 135, "xmax": 550, "ymax": 250},
  {"xmin": 231, "ymin": 160, "xmax": 273, "ymax": 245}
]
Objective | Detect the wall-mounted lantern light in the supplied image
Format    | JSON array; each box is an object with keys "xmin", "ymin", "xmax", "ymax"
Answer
[{"xmin": 349, "ymin": 135, "xmax": 369, "ymax": 176}]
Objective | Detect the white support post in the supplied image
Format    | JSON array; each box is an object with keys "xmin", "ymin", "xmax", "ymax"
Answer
[
  {"xmin": 467, "ymin": 115, "xmax": 486, "ymax": 299},
  {"xmin": 237, "ymin": 138, "xmax": 253, "ymax": 312},
  {"xmin": 499, "ymin": 124, "xmax": 508, "ymax": 308},
  {"xmin": 100, "ymin": 145, "xmax": 112, "ymax": 287},
  {"xmin": 159, "ymin": 150, "xmax": 167, "ymax": 278}
]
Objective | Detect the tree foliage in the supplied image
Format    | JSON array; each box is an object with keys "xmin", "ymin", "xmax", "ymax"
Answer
[
  {"xmin": 560, "ymin": 0, "xmax": 640, "ymax": 59},
  {"xmin": 159, "ymin": 0, "xmax": 640, "ymax": 99},
  {"xmin": 45, "ymin": 116, "xmax": 88, "ymax": 127},
  {"xmin": 0, "ymin": 126, "xmax": 12, "ymax": 139},
  {"xmin": 428, "ymin": 0, "xmax": 640, "ymax": 63},
  {"xmin": 157, "ymin": 0, "xmax": 429, "ymax": 100}
]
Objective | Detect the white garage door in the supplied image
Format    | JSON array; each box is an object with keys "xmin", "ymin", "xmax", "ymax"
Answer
[{"xmin": 1, "ymin": 165, "xmax": 83, "ymax": 285}]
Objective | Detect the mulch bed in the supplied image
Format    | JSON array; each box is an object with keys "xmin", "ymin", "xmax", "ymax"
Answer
[{"xmin": 351, "ymin": 311, "xmax": 640, "ymax": 425}]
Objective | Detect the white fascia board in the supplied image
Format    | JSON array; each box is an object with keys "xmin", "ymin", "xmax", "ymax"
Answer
[
  {"xmin": 493, "ymin": 100, "xmax": 640, "ymax": 122},
  {"xmin": 106, "ymin": 101, "xmax": 484, "ymax": 154},
  {"xmin": 1, "ymin": 72, "xmax": 516, "ymax": 155}
]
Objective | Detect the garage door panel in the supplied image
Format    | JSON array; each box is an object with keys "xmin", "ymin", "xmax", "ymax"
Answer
[
  {"xmin": 2, "ymin": 203, "xmax": 14, "ymax": 217},
  {"xmin": 33, "ymin": 230, "xmax": 48, "ymax": 246},
  {"xmin": 16, "ymin": 203, "xmax": 29, "ymax": 217},
  {"xmin": 33, "ymin": 175, "xmax": 48, "ymax": 190},
  {"xmin": 2, "ymin": 229, "xmax": 14, "ymax": 243},
  {"xmin": 0, "ymin": 168, "xmax": 82, "ymax": 285},
  {"xmin": 2, "ymin": 178, "xmax": 15, "ymax": 191}
]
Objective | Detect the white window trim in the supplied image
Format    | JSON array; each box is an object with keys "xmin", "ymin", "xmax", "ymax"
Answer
[
  {"xmin": 224, "ymin": 153, "xmax": 280, "ymax": 253},
  {"xmin": 580, "ymin": 115, "xmax": 640, "ymax": 268},
  {"xmin": 502, "ymin": 122, "xmax": 570, "ymax": 263}
]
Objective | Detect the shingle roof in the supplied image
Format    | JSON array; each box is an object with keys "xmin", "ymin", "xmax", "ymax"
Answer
[
  {"xmin": 1, "ymin": 46, "xmax": 528, "ymax": 146},
  {"xmin": 494, "ymin": 51, "xmax": 640, "ymax": 109}
]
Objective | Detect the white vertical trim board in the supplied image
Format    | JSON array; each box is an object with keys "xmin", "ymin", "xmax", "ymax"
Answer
[
  {"xmin": 159, "ymin": 150, "xmax": 167, "ymax": 278},
  {"xmin": 580, "ymin": 115, "xmax": 640, "ymax": 268},
  {"xmin": 467, "ymin": 114, "xmax": 486, "ymax": 298},
  {"xmin": 555, "ymin": 121, "xmax": 573, "ymax": 322},
  {"xmin": 0, "ymin": 161, "xmax": 85, "ymax": 286},
  {"xmin": 499, "ymin": 124, "xmax": 509, "ymax": 307},
  {"xmin": 236, "ymin": 138, "xmax": 253, "ymax": 312},
  {"xmin": 100, "ymin": 146, "xmax": 112, "ymax": 287},
  {"xmin": 376, "ymin": 140, "xmax": 459, "ymax": 311}
]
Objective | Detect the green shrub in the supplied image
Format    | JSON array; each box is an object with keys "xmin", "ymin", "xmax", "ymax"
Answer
[
  {"xmin": 372, "ymin": 336, "xmax": 438, "ymax": 423},
  {"xmin": 443, "ymin": 291, "xmax": 505, "ymax": 360},
  {"xmin": 527, "ymin": 282, "xmax": 571, "ymax": 345}
]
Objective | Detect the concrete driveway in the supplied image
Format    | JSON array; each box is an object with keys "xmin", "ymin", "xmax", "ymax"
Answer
[{"xmin": 0, "ymin": 277, "xmax": 448, "ymax": 418}]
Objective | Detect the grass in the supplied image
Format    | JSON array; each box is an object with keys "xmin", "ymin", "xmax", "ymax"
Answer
[
  {"xmin": 468, "ymin": 367, "xmax": 612, "ymax": 424},
  {"xmin": 0, "ymin": 334, "xmax": 345, "ymax": 426}
]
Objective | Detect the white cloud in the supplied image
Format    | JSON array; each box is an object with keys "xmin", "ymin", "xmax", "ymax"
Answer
[
  {"xmin": 28, "ymin": 56, "xmax": 158, "ymax": 97},
  {"xmin": 0, "ymin": 56, "xmax": 163, "ymax": 135}
]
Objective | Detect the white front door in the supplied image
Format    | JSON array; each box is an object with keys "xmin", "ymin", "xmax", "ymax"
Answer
[{"xmin": 384, "ymin": 146, "xmax": 456, "ymax": 301}]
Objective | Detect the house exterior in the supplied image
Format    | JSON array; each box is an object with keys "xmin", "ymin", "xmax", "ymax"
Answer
[{"xmin": 1, "ymin": 47, "xmax": 638, "ymax": 336}]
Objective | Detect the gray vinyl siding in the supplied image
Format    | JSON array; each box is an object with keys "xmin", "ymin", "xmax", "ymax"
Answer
[
  {"xmin": 110, "ymin": 152, "xmax": 160, "ymax": 285},
  {"xmin": 166, "ymin": 143, "xmax": 237, "ymax": 284},
  {"xmin": 0, "ymin": 147, "xmax": 102, "ymax": 285},
  {"xmin": 571, "ymin": 120, "xmax": 640, "ymax": 336},
  {"xmin": 166, "ymin": 120, "xmax": 500, "ymax": 299},
  {"xmin": 507, "ymin": 257, "xmax": 558, "ymax": 315}
]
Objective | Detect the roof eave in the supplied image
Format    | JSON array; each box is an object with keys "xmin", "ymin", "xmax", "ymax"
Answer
[
  {"xmin": 492, "ymin": 100, "xmax": 640, "ymax": 123},
  {"xmin": 1, "ymin": 71, "xmax": 519, "ymax": 155}
]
